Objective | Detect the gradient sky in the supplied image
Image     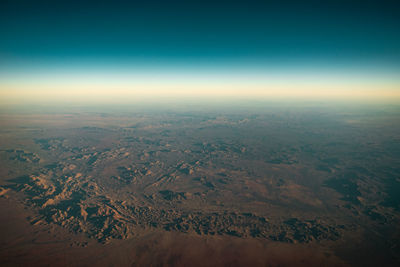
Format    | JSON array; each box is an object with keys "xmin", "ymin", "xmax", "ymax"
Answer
[{"xmin": 1, "ymin": 0, "xmax": 400, "ymax": 103}]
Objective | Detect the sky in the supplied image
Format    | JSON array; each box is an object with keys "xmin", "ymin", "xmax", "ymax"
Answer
[{"xmin": 0, "ymin": 0, "xmax": 400, "ymax": 104}]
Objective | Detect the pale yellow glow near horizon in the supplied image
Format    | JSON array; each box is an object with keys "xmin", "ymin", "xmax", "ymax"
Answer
[{"xmin": 1, "ymin": 74, "xmax": 399, "ymax": 105}]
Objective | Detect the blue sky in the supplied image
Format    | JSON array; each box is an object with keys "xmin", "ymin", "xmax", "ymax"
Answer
[
  {"xmin": 1, "ymin": 0, "xmax": 399, "ymax": 65},
  {"xmin": 0, "ymin": 0, "xmax": 399, "ymax": 103}
]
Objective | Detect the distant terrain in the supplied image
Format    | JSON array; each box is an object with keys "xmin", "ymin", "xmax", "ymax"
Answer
[{"xmin": 0, "ymin": 104, "xmax": 399, "ymax": 266}]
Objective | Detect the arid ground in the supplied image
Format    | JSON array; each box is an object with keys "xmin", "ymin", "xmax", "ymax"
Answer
[{"xmin": 1, "ymin": 104, "xmax": 399, "ymax": 266}]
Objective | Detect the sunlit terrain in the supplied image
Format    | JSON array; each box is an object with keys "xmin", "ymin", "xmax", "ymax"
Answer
[{"xmin": 0, "ymin": 103, "xmax": 399, "ymax": 266}]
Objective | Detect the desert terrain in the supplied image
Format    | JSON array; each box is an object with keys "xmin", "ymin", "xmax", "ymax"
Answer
[{"xmin": 0, "ymin": 104, "xmax": 399, "ymax": 266}]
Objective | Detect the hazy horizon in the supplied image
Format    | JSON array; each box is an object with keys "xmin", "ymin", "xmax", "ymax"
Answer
[{"xmin": 1, "ymin": 0, "xmax": 400, "ymax": 106}]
